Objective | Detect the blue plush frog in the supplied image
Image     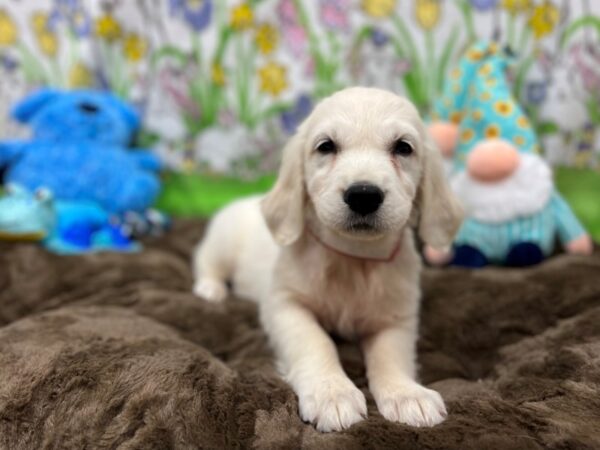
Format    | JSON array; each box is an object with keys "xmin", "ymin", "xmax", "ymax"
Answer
[
  {"xmin": 0, "ymin": 184, "xmax": 55, "ymax": 241},
  {"xmin": 0, "ymin": 184, "xmax": 139, "ymax": 254}
]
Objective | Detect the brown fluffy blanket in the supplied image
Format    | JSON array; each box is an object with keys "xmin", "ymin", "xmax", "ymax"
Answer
[{"xmin": 1, "ymin": 219, "xmax": 599, "ymax": 449}]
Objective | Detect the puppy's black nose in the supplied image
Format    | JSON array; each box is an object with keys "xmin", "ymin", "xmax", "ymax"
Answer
[
  {"xmin": 343, "ymin": 182, "xmax": 384, "ymax": 216},
  {"xmin": 79, "ymin": 102, "xmax": 99, "ymax": 114}
]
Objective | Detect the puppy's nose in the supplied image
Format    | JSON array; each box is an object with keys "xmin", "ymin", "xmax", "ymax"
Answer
[
  {"xmin": 79, "ymin": 102, "xmax": 99, "ymax": 114},
  {"xmin": 343, "ymin": 182, "xmax": 384, "ymax": 216}
]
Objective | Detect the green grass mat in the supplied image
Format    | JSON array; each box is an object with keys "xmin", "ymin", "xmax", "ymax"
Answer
[
  {"xmin": 156, "ymin": 172, "xmax": 276, "ymax": 217},
  {"xmin": 555, "ymin": 167, "xmax": 600, "ymax": 242},
  {"xmin": 156, "ymin": 168, "xmax": 600, "ymax": 241}
]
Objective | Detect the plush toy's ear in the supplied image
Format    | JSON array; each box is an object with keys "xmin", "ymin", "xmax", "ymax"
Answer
[
  {"xmin": 11, "ymin": 89, "xmax": 61, "ymax": 123},
  {"xmin": 417, "ymin": 133, "xmax": 464, "ymax": 249},
  {"xmin": 108, "ymin": 93, "xmax": 140, "ymax": 131},
  {"xmin": 261, "ymin": 132, "xmax": 306, "ymax": 246}
]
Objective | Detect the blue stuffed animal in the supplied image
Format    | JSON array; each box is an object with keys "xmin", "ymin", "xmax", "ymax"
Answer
[{"xmin": 0, "ymin": 89, "xmax": 162, "ymax": 214}]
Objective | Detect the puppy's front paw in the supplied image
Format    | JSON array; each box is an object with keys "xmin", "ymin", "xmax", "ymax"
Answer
[
  {"xmin": 298, "ymin": 376, "xmax": 367, "ymax": 432},
  {"xmin": 375, "ymin": 383, "xmax": 446, "ymax": 427},
  {"xmin": 193, "ymin": 278, "xmax": 227, "ymax": 302}
]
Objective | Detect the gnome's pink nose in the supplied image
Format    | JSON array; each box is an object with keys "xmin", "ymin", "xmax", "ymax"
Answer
[
  {"xmin": 467, "ymin": 139, "xmax": 520, "ymax": 182},
  {"xmin": 428, "ymin": 122, "xmax": 459, "ymax": 157}
]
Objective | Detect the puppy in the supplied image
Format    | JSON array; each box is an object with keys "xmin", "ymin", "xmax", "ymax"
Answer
[{"xmin": 193, "ymin": 87, "xmax": 463, "ymax": 432}]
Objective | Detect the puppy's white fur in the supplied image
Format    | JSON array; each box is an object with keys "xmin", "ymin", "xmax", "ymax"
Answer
[{"xmin": 193, "ymin": 87, "xmax": 463, "ymax": 432}]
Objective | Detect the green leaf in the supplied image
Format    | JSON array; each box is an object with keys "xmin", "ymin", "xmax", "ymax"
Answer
[
  {"xmin": 151, "ymin": 45, "xmax": 189, "ymax": 68},
  {"xmin": 560, "ymin": 15, "xmax": 600, "ymax": 49},
  {"xmin": 436, "ymin": 25, "xmax": 460, "ymax": 94},
  {"xmin": 536, "ymin": 121, "xmax": 559, "ymax": 135},
  {"xmin": 587, "ymin": 98, "xmax": 600, "ymax": 125},
  {"xmin": 513, "ymin": 54, "xmax": 536, "ymax": 100}
]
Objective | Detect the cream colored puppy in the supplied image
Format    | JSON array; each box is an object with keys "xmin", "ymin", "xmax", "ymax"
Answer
[{"xmin": 193, "ymin": 87, "xmax": 463, "ymax": 432}]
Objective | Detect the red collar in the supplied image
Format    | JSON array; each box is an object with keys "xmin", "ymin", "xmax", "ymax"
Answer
[{"xmin": 306, "ymin": 227, "xmax": 403, "ymax": 263}]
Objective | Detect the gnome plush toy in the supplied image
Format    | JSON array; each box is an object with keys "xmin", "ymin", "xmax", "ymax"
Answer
[{"xmin": 426, "ymin": 41, "xmax": 593, "ymax": 267}]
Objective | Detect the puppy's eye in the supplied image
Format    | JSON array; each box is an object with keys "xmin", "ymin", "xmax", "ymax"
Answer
[
  {"xmin": 392, "ymin": 140, "xmax": 413, "ymax": 157},
  {"xmin": 316, "ymin": 139, "xmax": 337, "ymax": 155}
]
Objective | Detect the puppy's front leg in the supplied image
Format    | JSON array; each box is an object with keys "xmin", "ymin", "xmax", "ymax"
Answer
[
  {"xmin": 264, "ymin": 295, "xmax": 367, "ymax": 432},
  {"xmin": 362, "ymin": 325, "xmax": 447, "ymax": 427}
]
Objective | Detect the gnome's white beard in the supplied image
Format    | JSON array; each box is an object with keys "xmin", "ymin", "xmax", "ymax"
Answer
[{"xmin": 451, "ymin": 153, "xmax": 553, "ymax": 224}]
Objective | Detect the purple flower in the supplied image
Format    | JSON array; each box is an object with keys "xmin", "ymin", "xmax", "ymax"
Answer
[
  {"xmin": 470, "ymin": 0, "xmax": 498, "ymax": 11},
  {"xmin": 277, "ymin": 0, "xmax": 299, "ymax": 27},
  {"xmin": 169, "ymin": 0, "xmax": 212, "ymax": 32},
  {"xmin": 525, "ymin": 81, "xmax": 547, "ymax": 105},
  {"xmin": 319, "ymin": 0, "xmax": 350, "ymax": 31},
  {"xmin": 0, "ymin": 53, "xmax": 19, "ymax": 72},
  {"xmin": 370, "ymin": 28, "xmax": 389, "ymax": 47},
  {"xmin": 281, "ymin": 94, "xmax": 313, "ymax": 134},
  {"xmin": 49, "ymin": 0, "xmax": 91, "ymax": 37}
]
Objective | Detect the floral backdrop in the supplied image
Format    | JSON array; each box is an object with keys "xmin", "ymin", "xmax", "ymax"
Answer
[{"xmin": 0, "ymin": 0, "xmax": 599, "ymax": 177}]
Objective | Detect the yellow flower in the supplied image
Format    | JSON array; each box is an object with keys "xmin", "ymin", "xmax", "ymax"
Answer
[
  {"xmin": 485, "ymin": 124, "xmax": 501, "ymax": 139},
  {"xmin": 31, "ymin": 13, "xmax": 58, "ymax": 57},
  {"xmin": 122, "ymin": 33, "xmax": 147, "ymax": 62},
  {"xmin": 574, "ymin": 151, "xmax": 590, "ymax": 167},
  {"xmin": 513, "ymin": 135, "xmax": 526, "ymax": 146},
  {"xmin": 181, "ymin": 158, "xmax": 197, "ymax": 173},
  {"xmin": 494, "ymin": 100, "xmax": 513, "ymax": 116},
  {"xmin": 38, "ymin": 32, "xmax": 58, "ymax": 57},
  {"xmin": 502, "ymin": 0, "xmax": 532, "ymax": 15},
  {"xmin": 480, "ymin": 91, "xmax": 492, "ymax": 102},
  {"xmin": 32, "ymin": 12, "xmax": 47, "ymax": 33},
  {"xmin": 517, "ymin": 116, "xmax": 530, "ymax": 128},
  {"xmin": 450, "ymin": 111, "xmax": 463, "ymax": 124},
  {"xmin": 255, "ymin": 23, "xmax": 278, "ymax": 55},
  {"xmin": 258, "ymin": 61, "xmax": 287, "ymax": 96},
  {"xmin": 472, "ymin": 109, "xmax": 483, "ymax": 122},
  {"xmin": 362, "ymin": 0, "xmax": 396, "ymax": 18},
  {"xmin": 0, "ymin": 9, "xmax": 17, "ymax": 46},
  {"xmin": 68, "ymin": 62, "xmax": 93, "ymax": 88},
  {"xmin": 461, "ymin": 128, "xmax": 475, "ymax": 142},
  {"xmin": 96, "ymin": 14, "xmax": 121, "ymax": 42},
  {"xmin": 211, "ymin": 62, "xmax": 226, "ymax": 86},
  {"xmin": 415, "ymin": 0, "xmax": 440, "ymax": 31},
  {"xmin": 467, "ymin": 49, "xmax": 484, "ymax": 62},
  {"xmin": 230, "ymin": 3, "xmax": 253, "ymax": 31},
  {"xmin": 528, "ymin": 2, "xmax": 559, "ymax": 39},
  {"xmin": 478, "ymin": 63, "xmax": 492, "ymax": 76},
  {"xmin": 450, "ymin": 68, "xmax": 461, "ymax": 80}
]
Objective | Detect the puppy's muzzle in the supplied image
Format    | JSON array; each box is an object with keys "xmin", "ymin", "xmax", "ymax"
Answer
[{"xmin": 343, "ymin": 182, "xmax": 385, "ymax": 216}]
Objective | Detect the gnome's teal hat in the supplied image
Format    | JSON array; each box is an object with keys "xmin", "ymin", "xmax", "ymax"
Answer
[
  {"xmin": 432, "ymin": 41, "xmax": 539, "ymax": 172},
  {"xmin": 431, "ymin": 41, "xmax": 504, "ymax": 125}
]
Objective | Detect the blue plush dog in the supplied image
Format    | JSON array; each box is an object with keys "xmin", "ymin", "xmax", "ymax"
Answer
[{"xmin": 0, "ymin": 89, "xmax": 162, "ymax": 214}]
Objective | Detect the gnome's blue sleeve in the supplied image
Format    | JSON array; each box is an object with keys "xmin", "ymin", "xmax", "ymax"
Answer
[
  {"xmin": 0, "ymin": 141, "xmax": 26, "ymax": 168},
  {"xmin": 550, "ymin": 191, "xmax": 587, "ymax": 244}
]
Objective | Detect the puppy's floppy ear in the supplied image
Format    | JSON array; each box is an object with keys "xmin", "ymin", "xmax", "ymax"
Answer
[
  {"xmin": 261, "ymin": 132, "xmax": 306, "ymax": 246},
  {"xmin": 417, "ymin": 134, "xmax": 464, "ymax": 249}
]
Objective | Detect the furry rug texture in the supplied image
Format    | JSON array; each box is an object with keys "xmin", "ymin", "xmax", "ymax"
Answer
[{"xmin": 0, "ymin": 219, "xmax": 599, "ymax": 449}]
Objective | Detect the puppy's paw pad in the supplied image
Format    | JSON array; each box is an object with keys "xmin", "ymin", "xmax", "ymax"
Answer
[
  {"xmin": 298, "ymin": 377, "xmax": 367, "ymax": 432},
  {"xmin": 193, "ymin": 278, "xmax": 227, "ymax": 302},
  {"xmin": 377, "ymin": 385, "xmax": 446, "ymax": 427}
]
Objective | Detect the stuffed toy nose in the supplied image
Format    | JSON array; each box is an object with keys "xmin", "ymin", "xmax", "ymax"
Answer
[
  {"xmin": 467, "ymin": 139, "xmax": 520, "ymax": 182},
  {"xmin": 428, "ymin": 122, "xmax": 458, "ymax": 158}
]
